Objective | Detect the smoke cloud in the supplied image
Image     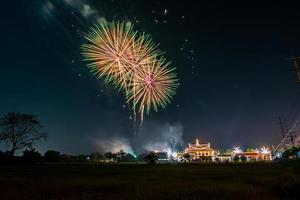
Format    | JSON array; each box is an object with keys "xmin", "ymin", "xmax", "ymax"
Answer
[
  {"xmin": 41, "ymin": 0, "xmax": 99, "ymax": 19},
  {"xmin": 92, "ymin": 136, "xmax": 134, "ymax": 155},
  {"xmin": 91, "ymin": 122, "xmax": 185, "ymax": 155},
  {"xmin": 64, "ymin": 0, "xmax": 98, "ymax": 18},
  {"xmin": 139, "ymin": 123, "xmax": 184, "ymax": 154}
]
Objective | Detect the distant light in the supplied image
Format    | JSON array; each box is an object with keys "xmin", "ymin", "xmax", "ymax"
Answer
[
  {"xmin": 164, "ymin": 9, "xmax": 168, "ymax": 15},
  {"xmin": 260, "ymin": 147, "xmax": 271, "ymax": 154},
  {"xmin": 233, "ymin": 146, "xmax": 242, "ymax": 154},
  {"xmin": 276, "ymin": 152, "xmax": 282, "ymax": 158},
  {"xmin": 171, "ymin": 152, "xmax": 177, "ymax": 158}
]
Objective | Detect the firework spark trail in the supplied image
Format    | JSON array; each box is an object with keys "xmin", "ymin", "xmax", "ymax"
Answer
[
  {"xmin": 82, "ymin": 21, "xmax": 137, "ymax": 89},
  {"xmin": 127, "ymin": 59, "xmax": 177, "ymax": 118},
  {"xmin": 82, "ymin": 21, "xmax": 178, "ymax": 129}
]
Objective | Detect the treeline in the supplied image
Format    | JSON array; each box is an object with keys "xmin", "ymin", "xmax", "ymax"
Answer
[
  {"xmin": 0, "ymin": 149, "xmax": 156, "ymax": 164},
  {"xmin": 0, "ymin": 112, "xmax": 161, "ymax": 164}
]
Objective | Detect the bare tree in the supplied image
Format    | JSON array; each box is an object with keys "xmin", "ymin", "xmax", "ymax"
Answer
[{"xmin": 0, "ymin": 112, "xmax": 47, "ymax": 156}]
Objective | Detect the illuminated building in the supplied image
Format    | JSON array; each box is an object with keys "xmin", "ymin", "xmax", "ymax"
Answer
[
  {"xmin": 178, "ymin": 139, "xmax": 274, "ymax": 162},
  {"xmin": 185, "ymin": 139, "xmax": 215, "ymax": 161},
  {"xmin": 232, "ymin": 147, "xmax": 272, "ymax": 161},
  {"xmin": 217, "ymin": 154, "xmax": 232, "ymax": 162}
]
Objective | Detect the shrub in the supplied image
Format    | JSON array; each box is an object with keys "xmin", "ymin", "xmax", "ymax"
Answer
[{"xmin": 44, "ymin": 150, "xmax": 61, "ymax": 162}]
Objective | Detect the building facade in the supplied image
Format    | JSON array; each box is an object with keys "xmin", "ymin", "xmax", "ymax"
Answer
[
  {"xmin": 233, "ymin": 152, "xmax": 272, "ymax": 161},
  {"xmin": 185, "ymin": 139, "xmax": 215, "ymax": 161},
  {"xmin": 177, "ymin": 139, "xmax": 274, "ymax": 162}
]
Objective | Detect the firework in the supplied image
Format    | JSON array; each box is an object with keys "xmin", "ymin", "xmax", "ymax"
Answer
[
  {"xmin": 82, "ymin": 21, "xmax": 178, "ymax": 125},
  {"xmin": 233, "ymin": 146, "xmax": 242, "ymax": 154},
  {"xmin": 260, "ymin": 147, "xmax": 271, "ymax": 154},
  {"xmin": 127, "ymin": 58, "xmax": 177, "ymax": 121},
  {"xmin": 81, "ymin": 21, "xmax": 137, "ymax": 89}
]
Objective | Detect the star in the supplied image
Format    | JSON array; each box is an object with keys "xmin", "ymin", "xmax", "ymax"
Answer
[{"xmin": 164, "ymin": 9, "xmax": 168, "ymax": 15}]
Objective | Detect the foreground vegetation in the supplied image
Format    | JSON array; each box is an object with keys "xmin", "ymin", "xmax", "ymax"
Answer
[{"xmin": 0, "ymin": 161, "xmax": 299, "ymax": 200}]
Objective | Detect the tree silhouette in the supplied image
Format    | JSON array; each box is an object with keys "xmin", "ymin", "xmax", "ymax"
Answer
[
  {"xmin": 233, "ymin": 156, "xmax": 240, "ymax": 162},
  {"xmin": 0, "ymin": 112, "xmax": 47, "ymax": 156},
  {"xmin": 116, "ymin": 150, "xmax": 126, "ymax": 161},
  {"xmin": 44, "ymin": 150, "xmax": 61, "ymax": 162},
  {"xmin": 22, "ymin": 149, "xmax": 42, "ymax": 163},
  {"xmin": 182, "ymin": 153, "xmax": 191, "ymax": 162},
  {"xmin": 144, "ymin": 152, "xmax": 158, "ymax": 165},
  {"xmin": 241, "ymin": 155, "xmax": 247, "ymax": 162},
  {"xmin": 122, "ymin": 153, "xmax": 136, "ymax": 162},
  {"xmin": 89, "ymin": 152, "xmax": 104, "ymax": 162},
  {"xmin": 105, "ymin": 152, "xmax": 117, "ymax": 161}
]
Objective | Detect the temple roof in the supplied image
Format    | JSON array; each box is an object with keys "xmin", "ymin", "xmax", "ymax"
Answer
[{"xmin": 188, "ymin": 139, "xmax": 212, "ymax": 149}]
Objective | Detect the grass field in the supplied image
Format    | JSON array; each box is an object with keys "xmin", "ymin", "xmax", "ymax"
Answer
[{"xmin": 0, "ymin": 161, "xmax": 299, "ymax": 200}]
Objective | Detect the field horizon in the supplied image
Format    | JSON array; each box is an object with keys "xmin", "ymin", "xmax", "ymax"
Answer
[{"xmin": 0, "ymin": 161, "xmax": 299, "ymax": 200}]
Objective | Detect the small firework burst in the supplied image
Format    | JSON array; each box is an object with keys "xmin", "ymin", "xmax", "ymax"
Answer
[{"xmin": 127, "ymin": 58, "xmax": 177, "ymax": 117}]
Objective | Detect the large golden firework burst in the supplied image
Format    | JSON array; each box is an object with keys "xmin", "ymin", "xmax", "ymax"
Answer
[
  {"xmin": 82, "ymin": 21, "xmax": 137, "ymax": 89},
  {"xmin": 82, "ymin": 21, "xmax": 178, "ymax": 124}
]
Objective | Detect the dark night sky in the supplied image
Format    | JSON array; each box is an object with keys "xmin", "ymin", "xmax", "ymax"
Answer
[{"xmin": 1, "ymin": 0, "xmax": 300, "ymax": 154}]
